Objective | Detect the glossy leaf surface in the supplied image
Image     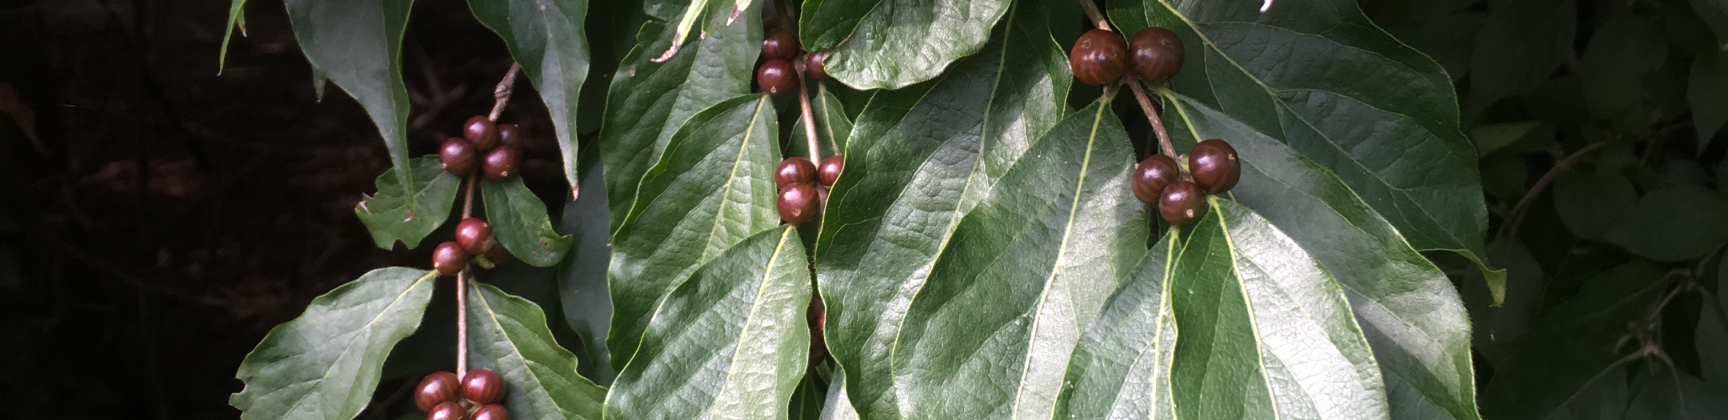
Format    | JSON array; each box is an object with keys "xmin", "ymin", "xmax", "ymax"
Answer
[
  {"xmin": 466, "ymin": 281, "xmax": 607, "ymax": 419},
  {"xmin": 482, "ymin": 177, "xmax": 573, "ymax": 267},
  {"xmin": 798, "ymin": 0, "xmax": 1010, "ymax": 89},
  {"xmin": 1056, "ymin": 235, "xmax": 1179, "ymax": 420},
  {"xmin": 355, "ymin": 156, "xmax": 461, "ymax": 250},
  {"xmin": 468, "ymin": 0, "xmax": 591, "ymax": 194},
  {"xmin": 557, "ymin": 147, "xmax": 615, "ymax": 384}
]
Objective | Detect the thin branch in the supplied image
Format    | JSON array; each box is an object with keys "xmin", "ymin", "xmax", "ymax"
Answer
[
  {"xmin": 797, "ymin": 71, "xmax": 821, "ymax": 162},
  {"xmin": 456, "ymin": 172, "xmax": 478, "ymax": 378},
  {"xmin": 1077, "ymin": 0, "xmax": 1110, "ymax": 31},
  {"xmin": 1127, "ymin": 79, "xmax": 1178, "ymax": 158},
  {"xmin": 1503, "ymin": 141, "xmax": 1608, "ymax": 236},
  {"xmin": 488, "ymin": 64, "xmax": 522, "ymax": 122}
]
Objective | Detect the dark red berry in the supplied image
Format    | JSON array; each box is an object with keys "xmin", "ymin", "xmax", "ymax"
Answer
[
  {"xmin": 472, "ymin": 405, "xmax": 510, "ymax": 420},
  {"xmin": 454, "ymin": 218, "xmax": 494, "ymax": 255},
  {"xmin": 763, "ymin": 30, "xmax": 800, "ymax": 61},
  {"xmin": 1132, "ymin": 155, "xmax": 1181, "ymax": 205},
  {"xmin": 808, "ymin": 298, "xmax": 827, "ymax": 366},
  {"xmin": 777, "ymin": 183, "xmax": 821, "ymax": 225},
  {"xmin": 1129, "ymin": 27, "xmax": 1185, "ymax": 82},
  {"xmin": 427, "ymin": 401, "xmax": 467, "ymax": 420},
  {"xmin": 440, "ymin": 137, "xmax": 477, "ymax": 176},
  {"xmin": 1158, "ymin": 180, "xmax": 1207, "ymax": 227},
  {"xmin": 497, "ymin": 124, "xmax": 522, "ymax": 150},
  {"xmin": 485, "ymin": 244, "xmax": 512, "ymax": 265},
  {"xmin": 433, "ymin": 241, "xmax": 467, "ymax": 276},
  {"xmin": 775, "ymin": 157, "xmax": 818, "ymax": 189},
  {"xmin": 462, "ymin": 368, "xmax": 506, "ymax": 405},
  {"xmin": 1070, "ymin": 29, "xmax": 1129, "ymax": 86},
  {"xmin": 464, "ymin": 116, "xmax": 500, "ymax": 151},
  {"xmin": 1188, "ymin": 139, "xmax": 1240, "ymax": 193},
  {"xmin": 414, "ymin": 371, "xmax": 460, "ymax": 413},
  {"xmin": 482, "ymin": 147, "xmax": 518, "ymax": 181},
  {"xmin": 757, "ymin": 59, "xmax": 799, "ymax": 96},
  {"xmin": 817, "ymin": 155, "xmax": 844, "ymax": 187},
  {"xmin": 806, "ymin": 51, "xmax": 828, "ymax": 82}
]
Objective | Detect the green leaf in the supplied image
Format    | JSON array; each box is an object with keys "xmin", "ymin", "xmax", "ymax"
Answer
[
  {"xmin": 1605, "ymin": 185, "xmax": 1728, "ymax": 262},
  {"xmin": 820, "ymin": 367, "xmax": 860, "ymax": 420},
  {"xmin": 798, "ymin": 0, "xmax": 1010, "ymax": 89},
  {"xmin": 1554, "ymin": 169, "xmax": 1638, "ymax": 243},
  {"xmin": 556, "ymin": 147, "xmax": 614, "ymax": 385},
  {"xmin": 1462, "ymin": 238, "xmax": 1544, "ymax": 365},
  {"xmin": 231, "ymin": 268, "xmax": 437, "ymax": 420},
  {"xmin": 1167, "ymin": 199, "xmax": 1389, "ymax": 419},
  {"xmin": 1581, "ymin": 16, "xmax": 1667, "ymax": 118},
  {"xmin": 1464, "ymin": 0, "xmax": 1575, "ymax": 119},
  {"xmin": 284, "ymin": 0, "xmax": 417, "ymax": 209},
  {"xmin": 1056, "ymin": 234, "xmax": 1179, "ymax": 420},
  {"xmin": 1691, "ymin": 49, "xmax": 1728, "ymax": 154},
  {"xmin": 829, "ymin": 100, "xmax": 1147, "ymax": 418},
  {"xmin": 597, "ymin": 1, "xmax": 760, "ymax": 230},
  {"xmin": 355, "ymin": 156, "xmax": 462, "ymax": 250},
  {"xmin": 219, "ymin": 0, "xmax": 250, "ymax": 72},
  {"xmin": 467, "ymin": 0, "xmax": 591, "ymax": 195},
  {"xmin": 786, "ymin": 84, "xmax": 853, "ymax": 159},
  {"xmin": 1689, "ymin": 0, "xmax": 1728, "ymax": 50},
  {"xmin": 465, "ymin": 281, "xmax": 606, "ymax": 419},
  {"xmin": 1110, "ymin": 0, "xmax": 1494, "ymax": 279},
  {"xmin": 1470, "ymin": 121, "xmax": 1554, "ymax": 157},
  {"xmin": 481, "ymin": 177, "xmax": 573, "ymax": 267},
  {"xmin": 606, "ymin": 95, "xmax": 781, "ymax": 370},
  {"xmin": 605, "ymin": 227, "xmax": 811, "ymax": 419},
  {"xmin": 790, "ymin": 368, "xmax": 826, "ymax": 420}
]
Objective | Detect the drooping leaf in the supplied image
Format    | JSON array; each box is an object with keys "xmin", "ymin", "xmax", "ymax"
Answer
[
  {"xmin": 1604, "ymin": 185, "xmax": 1728, "ymax": 262},
  {"xmin": 482, "ymin": 177, "xmax": 573, "ymax": 267},
  {"xmin": 465, "ymin": 281, "xmax": 606, "ymax": 420},
  {"xmin": 355, "ymin": 156, "xmax": 462, "ymax": 250},
  {"xmin": 556, "ymin": 147, "xmax": 614, "ymax": 385},
  {"xmin": 606, "ymin": 95, "xmax": 781, "ymax": 370},
  {"xmin": 786, "ymin": 84, "xmax": 853, "ymax": 159},
  {"xmin": 1056, "ymin": 234, "xmax": 1179, "ymax": 420},
  {"xmin": 606, "ymin": 227, "xmax": 811, "ymax": 419},
  {"xmin": 219, "ymin": 0, "xmax": 250, "ymax": 71},
  {"xmin": 597, "ymin": 0, "xmax": 761, "ymax": 229},
  {"xmin": 798, "ymin": 0, "xmax": 1010, "ymax": 89},
  {"xmin": 231, "ymin": 268, "xmax": 437, "ymax": 420},
  {"xmin": 467, "ymin": 0, "xmax": 591, "ymax": 195},
  {"xmin": 1462, "ymin": 238, "xmax": 1544, "ymax": 366},
  {"xmin": 1167, "ymin": 199, "xmax": 1389, "ymax": 420},
  {"xmin": 283, "ymin": 0, "xmax": 418, "ymax": 207},
  {"xmin": 1554, "ymin": 169, "xmax": 1638, "ymax": 243},
  {"xmin": 1690, "ymin": 49, "xmax": 1728, "ymax": 154}
]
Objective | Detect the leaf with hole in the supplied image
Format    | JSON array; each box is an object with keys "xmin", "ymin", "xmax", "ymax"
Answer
[{"xmin": 355, "ymin": 156, "xmax": 462, "ymax": 250}]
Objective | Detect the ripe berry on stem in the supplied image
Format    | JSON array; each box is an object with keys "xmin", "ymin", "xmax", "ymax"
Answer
[
  {"xmin": 440, "ymin": 137, "xmax": 477, "ymax": 176},
  {"xmin": 1132, "ymin": 154, "xmax": 1180, "ymax": 205},
  {"xmin": 1129, "ymin": 27, "xmax": 1185, "ymax": 82},
  {"xmin": 1070, "ymin": 29, "xmax": 1129, "ymax": 86},
  {"xmin": 454, "ymin": 218, "xmax": 494, "ymax": 255},
  {"xmin": 806, "ymin": 51, "xmax": 828, "ymax": 81},
  {"xmin": 777, "ymin": 183, "xmax": 821, "ymax": 225},
  {"xmin": 414, "ymin": 371, "xmax": 460, "ymax": 412},
  {"xmin": 775, "ymin": 157, "xmax": 818, "ymax": 188},
  {"xmin": 462, "ymin": 368, "xmax": 506, "ymax": 405},
  {"xmin": 757, "ymin": 59, "xmax": 798, "ymax": 96},
  {"xmin": 482, "ymin": 147, "xmax": 518, "ymax": 181},
  {"xmin": 1188, "ymin": 139, "xmax": 1240, "ymax": 193},
  {"xmin": 472, "ymin": 405, "xmax": 510, "ymax": 420},
  {"xmin": 433, "ymin": 241, "xmax": 468, "ymax": 276},
  {"xmin": 464, "ymin": 116, "xmax": 500, "ymax": 151},
  {"xmin": 485, "ymin": 244, "xmax": 512, "ymax": 265},
  {"xmin": 427, "ymin": 401, "xmax": 467, "ymax": 420},
  {"xmin": 497, "ymin": 124, "xmax": 522, "ymax": 150},
  {"xmin": 1158, "ymin": 180, "xmax": 1207, "ymax": 227},
  {"xmin": 817, "ymin": 155, "xmax": 844, "ymax": 187},
  {"xmin": 763, "ymin": 30, "xmax": 800, "ymax": 61}
]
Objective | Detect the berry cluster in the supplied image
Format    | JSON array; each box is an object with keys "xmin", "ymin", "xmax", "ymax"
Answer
[
  {"xmin": 432, "ymin": 114, "xmax": 519, "ymax": 276},
  {"xmin": 416, "ymin": 368, "xmax": 509, "ymax": 420},
  {"xmin": 755, "ymin": 30, "xmax": 829, "ymax": 96},
  {"xmin": 1070, "ymin": 27, "xmax": 1185, "ymax": 86},
  {"xmin": 432, "ymin": 217, "xmax": 512, "ymax": 275},
  {"xmin": 1132, "ymin": 139, "xmax": 1240, "ymax": 226},
  {"xmin": 774, "ymin": 155, "xmax": 842, "ymax": 225}
]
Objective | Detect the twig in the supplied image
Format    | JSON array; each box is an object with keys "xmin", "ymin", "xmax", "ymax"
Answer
[
  {"xmin": 1077, "ymin": 0, "xmax": 1110, "ymax": 31},
  {"xmin": 1127, "ymin": 79, "xmax": 1178, "ymax": 158},
  {"xmin": 488, "ymin": 64, "xmax": 522, "ymax": 122},
  {"xmin": 456, "ymin": 172, "xmax": 478, "ymax": 379},
  {"xmin": 1503, "ymin": 141, "xmax": 1608, "ymax": 236},
  {"xmin": 797, "ymin": 71, "xmax": 821, "ymax": 162}
]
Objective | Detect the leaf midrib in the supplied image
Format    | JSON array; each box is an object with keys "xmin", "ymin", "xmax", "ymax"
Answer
[
  {"xmin": 706, "ymin": 227, "xmax": 796, "ymax": 415},
  {"xmin": 273, "ymin": 270, "xmax": 434, "ymax": 417}
]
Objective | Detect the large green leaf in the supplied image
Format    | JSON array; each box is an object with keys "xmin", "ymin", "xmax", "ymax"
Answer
[
  {"xmin": 829, "ymin": 100, "xmax": 1146, "ymax": 418},
  {"xmin": 597, "ymin": 1, "xmax": 760, "ymax": 229},
  {"xmin": 1109, "ymin": 0, "xmax": 1493, "ymax": 279},
  {"xmin": 606, "ymin": 95, "xmax": 781, "ymax": 370},
  {"xmin": 1168, "ymin": 199, "xmax": 1389, "ymax": 419},
  {"xmin": 482, "ymin": 177, "xmax": 573, "ymax": 267},
  {"xmin": 606, "ymin": 227, "xmax": 810, "ymax": 419},
  {"xmin": 1056, "ymin": 234, "xmax": 1179, "ymax": 420},
  {"xmin": 821, "ymin": 367, "xmax": 860, "ymax": 420},
  {"xmin": 1162, "ymin": 93, "xmax": 1481, "ymax": 419},
  {"xmin": 797, "ymin": 0, "xmax": 1010, "ymax": 89},
  {"xmin": 467, "ymin": 0, "xmax": 591, "ymax": 195},
  {"xmin": 1580, "ymin": 16, "xmax": 1667, "ymax": 118},
  {"xmin": 1463, "ymin": 0, "xmax": 1575, "ymax": 119},
  {"xmin": 283, "ymin": 0, "xmax": 417, "ymax": 208},
  {"xmin": 465, "ymin": 281, "xmax": 607, "ymax": 419},
  {"xmin": 1604, "ymin": 185, "xmax": 1728, "ymax": 262},
  {"xmin": 355, "ymin": 156, "xmax": 462, "ymax": 250},
  {"xmin": 556, "ymin": 147, "xmax": 615, "ymax": 385},
  {"xmin": 231, "ymin": 268, "xmax": 437, "ymax": 419}
]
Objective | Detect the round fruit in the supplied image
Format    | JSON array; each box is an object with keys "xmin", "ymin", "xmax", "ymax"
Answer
[
  {"xmin": 433, "ymin": 241, "xmax": 467, "ymax": 276},
  {"xmin": 462, "ymin": 368, "xmax": 506, "ymax": 405},
  {"xmin": 1132, "ymin": 154, "xmax": 1181, "ymax": 205},
  {"xmin": 1070, "ymin": 29, "xmax": 1129, "ymax": 86},
  {"xmin": 757, "ymin": 59, "xmax": 799, "ymax": 96},
  {"xmin": 1158, "ymin": 180, "xmax": 1207, "ymax": 227},
  {"xmin": 808, "ymin": 298, "xmax": 827, "ymax": 366},
  {"xmin": 482, "ymin": 147, "xmax": 517, "ymax": 181},
  {"xmin": 464, "ymin": 115, "xmax": 500, "ymax": 151},
  {"xmin": 777, "ymin": 183, "xmax": 821, "ymax": 225},
  {"xmin": 497, "ymin": 124, "xmax": 522, "ymax": 149},
  {"xmin": 775, "ymin": 157, "xmax": 818, "ymax": 188},
  {"xmin": 440, "ymin": 137, "xmax": 477, "ymax": 176},
  {"xmin": 1129, "ymin": 27, "xmax": 1185, "ymax": 82},
  {"xmin": 485, "ymin": 244, "xmax": 512, "ymax": 265},
  {"xmin": 817, "ymin": 155, "xmax": 844, "ymax": 187},
  {"xmin": 428, "ymin": 401, "xmax": 468, "ymax": 420},
  {"xmin": 1188, "ymin": 139, "xmax": 1240, "ymax": 193},
  {"xmin": 763, "ymin": 30, "xmax": 799, "ymax": 61},
  {"xmin": 414, "ymin": 371, "xmax": 460, "ymax": 412},
  {"xmin": 472, "ymin": 405, "xmax": 510, "ymax": 420},
  {"xmin": 806, "ymin": 50, "xmax": 828, "ymax": 81},
  {"xmin": 454, "ymin": 218, "xmax": 494, "ymax": 255}
]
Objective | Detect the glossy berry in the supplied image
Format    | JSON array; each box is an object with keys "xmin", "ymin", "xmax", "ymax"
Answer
[
  {"xmin": 464, "ymin": 116, "xmax": 500, "ymax": 151},
  {"xmin": 1129, "ymin": 27, "xmax": 1185, "ymax": 82},
  {"xmin": 817, "ymin": 155, "xmax": 844, "ymax": 187},
  {"xmin": 775, "ymin": 157, "xmax": 818, "ymax": 188},
  {"xmin": 482, "ymin": 147, "xmax": 517, "ymax": 181},
  {"xmin": 440, "ymin": 137, "xmax": 477, "ymax": 176},
  {"xmin": 1132, "ymin": 155, "xmax": 1181, "ymax": 205},
  {"xmin": 1188, "ymin": 139, "xmax": 1240, "ymax": 193},
  {"xmin": 414, "ymin": 371, "xmax": 460, "ymax": 413},
  {"xmin": 757, "ymin": 59, "xmax": 799, "ymax": 96},
  {"xmin": 427, "ymin": 401, "xmax": 467, "ymax": 420},
  {"xmin": 497, "ymin": 124, "xmax": 522, "ymax": 149},
  {"xmin": 778, "ymin": 183, "xmax": 821, "ymax": 225},
  {"xmin": 472, "ymin": 405, "xmax": 510, "ymax": 420},
  {"xmin": 433, "ymin": 241, "xmax": 467, "ymax": 276},
  {"xmin": 1070, "ymin": 29, "xmax": 1129, "ymax": 86},
  {"xmin": 454, "ymin": 218, "xmax": 494, "ymax": 255},
  {"xmin": 763, "ymin": 30, "xmax": 799, "ymax": 61},
  {"xmin": 806, "ymin": 50, "xmax": 828, "ymax": 81},
  {"xmin": 462, "ymin": 368, "xmax": 506, "ymax": 405},
  {"xmin": 485, "ymin": 244, "xmax": 512, "ymax": 265},
  {"xmin": 1158, "ymin": 180, "xmax": 1207, "ymax": 227}
]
